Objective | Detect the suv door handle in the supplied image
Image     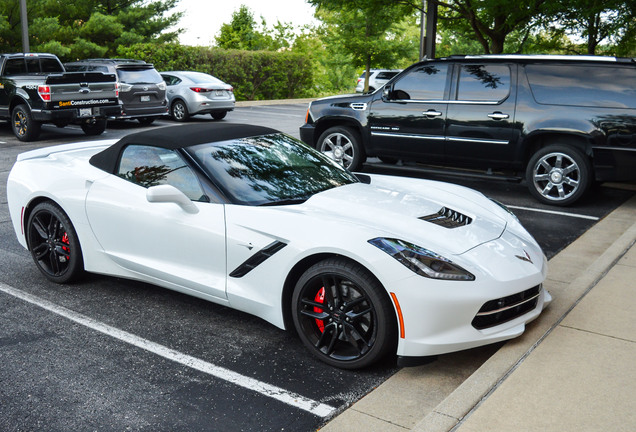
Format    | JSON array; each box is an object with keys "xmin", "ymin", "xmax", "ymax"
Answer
[
  {"xmin": 423, "ymin": 109, "xmax": 443, "ymax": 117},
  {"xmin": 488, "ymin": 112, "xmax": 509, "ymax": 120}
]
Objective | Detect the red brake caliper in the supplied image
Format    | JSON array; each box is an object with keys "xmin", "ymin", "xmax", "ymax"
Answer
[
  {"xmin": 314, "ymin": 287, "xmax": 326, "ymax": 333},
  {"xmin": 61, "ymin": 232, "xmax": 70, "ymax": 260}
]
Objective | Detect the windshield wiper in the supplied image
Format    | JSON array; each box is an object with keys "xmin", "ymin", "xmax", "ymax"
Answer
[{"xmin": 259, "ymin": 197, "xmax": 309, "ymax": 206}]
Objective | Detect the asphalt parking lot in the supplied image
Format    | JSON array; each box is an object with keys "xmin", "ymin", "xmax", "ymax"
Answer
[{"xmin": 1, "ymin": 105, "xmax": 634, "ymax": 431}]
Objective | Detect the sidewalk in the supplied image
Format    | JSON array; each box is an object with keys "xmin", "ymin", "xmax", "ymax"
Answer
[{"xmin": 321, "ymin": 193, "xmax": 636, "ymax": 432}]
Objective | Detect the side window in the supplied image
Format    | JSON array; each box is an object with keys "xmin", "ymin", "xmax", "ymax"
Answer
[
  {"xmin": 457, "ymin": 64, "xmax": 510, "ymax": 102},
  {"xmin": 392, "ymin": 64, "xmax": 449, "ymax": 101},
  {"xmin": 117, "ymin": 145, "xmax": 206, "ymax": 201},
  {"xmin": 162, "ymin": 75, "xmax": 181, "ymax": 86},
  {"xmin": 526, "ymin": 64, "xmax": 636, "ymax": 109}
]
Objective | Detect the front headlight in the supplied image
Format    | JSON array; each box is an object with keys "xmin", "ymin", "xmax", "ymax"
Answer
[{"xmin": 369, "ymin": 238, "xmax": 475, "ymax": 281}]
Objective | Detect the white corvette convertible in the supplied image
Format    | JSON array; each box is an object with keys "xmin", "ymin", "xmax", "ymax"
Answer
[{"xmin": 7, "ymin": 123, "xmax": 551, "ymax": 369}]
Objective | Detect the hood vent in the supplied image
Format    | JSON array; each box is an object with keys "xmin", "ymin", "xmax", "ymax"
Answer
[{"xmin": 420, "ymin": 207, "xmax": 472, "ymax": 228}]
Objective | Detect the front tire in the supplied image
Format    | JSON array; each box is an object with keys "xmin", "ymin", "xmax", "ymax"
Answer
[
  {"xmin": 317, "ymin": 126, "xmax": 366, "ymax": 171},
  {"xmin": 526, "ymin": 144, "xmax": 591, "ymax": 206},
  {"xmin": 292, "ymin": 258, "xmax": 396, "ymax": 369},
  {"xmin": 171, "ymin": 100, "xmax": 190, "ymax": 121},
  {"xmin": 27, "ymin": 202, "xmax": 84, "ymax": 284},
  {"xmin": 12, "ymin": 104, "xmax": 42, "ymax": 142}
]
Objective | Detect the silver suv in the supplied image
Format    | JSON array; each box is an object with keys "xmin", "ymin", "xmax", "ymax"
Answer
[
  {"xmin": 355, "ymin": 69, "xmax": 401, "ymax": 93},
  {"xmin": 65, "ymin": 59, "xmax": 168, "ymax": 125}
]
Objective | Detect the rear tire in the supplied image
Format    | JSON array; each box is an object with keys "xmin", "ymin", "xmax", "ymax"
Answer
[
  {"xmin": 211, "ymin": 111, "xmax": 227, "ymax": 120},
  {"xmin": 526, "ymin": 144, "xmax": 592, "ymax": 206},
  {"xmin": 26, "ymin": 202, "xmax": 84, "ymax": 284},
  {"xmin": 138, "ymin": 117, "xmax": 156, "ymax": 125},
  {"xmin": 12, "ymin": 104, "xmax": 41, "ymax": 142},
  {"xmin": 81, "ymin": 118, "xmax": 107, "ymax": 136}
]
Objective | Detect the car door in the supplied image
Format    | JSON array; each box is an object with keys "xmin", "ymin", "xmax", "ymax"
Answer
[
  {"xmin": 85, "ymin": 145, "xmax": 227, "ymax": 300},
  {"xmin": 366, "ymin": 62, "xmax": 451, "ymax": 163},
  {"xmin": 445, "ymin": 63, "xmax": 517, "ymax": 168}
]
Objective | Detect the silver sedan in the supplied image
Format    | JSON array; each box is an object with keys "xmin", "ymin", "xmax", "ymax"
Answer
[{"xmin": 161, "ymin": 71, "xmax": 235, "ymax": 121}]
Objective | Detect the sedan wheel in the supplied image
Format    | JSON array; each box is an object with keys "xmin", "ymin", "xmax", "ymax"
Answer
[
  {"xmin": 526, "ymin": 144, "xmax": 591, "ymax": 206},
  {"xmin": 171, "ymin": 100, "xmax": 190, "ymax": 121},
  {"xmin": 317, "ymin": 127, "xmax": 365, "ymax": 171},
  {"xmin": 27, "ymin": 202, "xmax": 84, "ymax": 283},
  {"xmin": 292, "ymin": 258, "xmax": 396, "ymax": 369}
]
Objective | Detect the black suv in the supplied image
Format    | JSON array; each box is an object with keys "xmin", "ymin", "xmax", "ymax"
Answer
[
  {"xmin": 300, "ymin": 55, "xmax": 636, "ymax": 205},
  {"xmin": 65, "ymin": 59, "xmax": 168, "ymax": 124}
]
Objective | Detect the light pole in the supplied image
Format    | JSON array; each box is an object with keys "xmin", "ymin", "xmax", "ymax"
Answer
[{"xmin": 20, "ymin": 0, "xmax": 30, "ymax": 53}]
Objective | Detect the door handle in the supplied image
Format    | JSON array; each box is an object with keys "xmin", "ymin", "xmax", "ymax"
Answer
[
  {"xmin": 488, "ymin": 112, "xmax": 509, "ymax": 120},
  {"xmin": 423, "ymin": 109, "xmax": 443, "ymax": 117}
]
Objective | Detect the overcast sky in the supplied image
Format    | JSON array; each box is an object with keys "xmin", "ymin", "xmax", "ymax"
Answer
[{"xmin": 174, "ymin": 0, "xmax": 318, "ymax": 46}]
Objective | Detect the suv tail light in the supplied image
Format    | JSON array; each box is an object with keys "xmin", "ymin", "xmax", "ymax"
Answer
[{"xmin": 38, "ymin": 85, "xmax": 51, "ymax": 102}]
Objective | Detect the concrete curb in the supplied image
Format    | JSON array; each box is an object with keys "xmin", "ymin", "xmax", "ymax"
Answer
[
  {"xmin": 413, "ymin": 195, "xmax": 636, "ymax": 432},
  {"xmin": 235, "ymin": 98, "xmax": 316, "ymax": 107}
]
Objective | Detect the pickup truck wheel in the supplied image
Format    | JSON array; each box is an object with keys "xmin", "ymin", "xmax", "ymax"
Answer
[
  {"xmin": 317, "ymin": 126, "xmax": 366, "ymax": 171},
  {"xmin": 12, "ymin": 104, "xmax": 42, "ymax": 142},
  {"xmin": 81, "ymin": 119, "xmax": 107, "ymax": 136},
  {"xmin": 526, "ymin": 144, "xmax": 592, "ymax": 206}
]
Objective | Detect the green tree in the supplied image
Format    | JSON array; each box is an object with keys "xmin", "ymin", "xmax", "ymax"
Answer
[
  {"xmin": 549, "ymin": 0, "xmax": 635, "ymax": 55},
  {"xmin": 309, "ymin": 0, "xmax": 417, "ymax": 92},
  {"xmin": 215, "ymin": 5, "xmax": 272, "ymax": 50},
  {"xmin": 0, "ymin": 0, "xmax": 182, "ymax": 59}
]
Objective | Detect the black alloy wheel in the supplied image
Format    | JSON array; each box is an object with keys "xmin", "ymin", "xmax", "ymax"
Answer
[
  {"xmin": 171, "ymin": 100, "xmax": 190, "ymax": 121},
  {"xmin": 292, "ymin": 258, "xmax": 396, "ymax": 369},
  {"xmin": 27, "ymin": 202, "xmax": 84, "ymax": 284},
  {"xmin": 12, "ymin": 104, "xmax": 42, "ymax": 142}
]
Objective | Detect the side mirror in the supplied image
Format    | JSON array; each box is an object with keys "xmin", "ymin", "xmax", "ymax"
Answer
[
  {"xmin": 146, "ymin": 184, "xmax": 199, "ymax": 214},
  {"xmin": 382, "ymin": 85, "xmax": 392, "ymax": 100}
]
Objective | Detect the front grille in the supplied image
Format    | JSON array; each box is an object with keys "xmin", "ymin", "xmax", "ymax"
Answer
[
  {"xmin": 472, "ymin": 285, "xmax": 541, "ymax": 330},
  {"xmin": 420, "ymin": 207, "xmax": 472, "ymax": 228}
]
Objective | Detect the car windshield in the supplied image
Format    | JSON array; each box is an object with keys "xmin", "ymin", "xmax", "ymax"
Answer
[{"xmin": 187, "ymin": 133, "xmax": 358, "ymax": 205}]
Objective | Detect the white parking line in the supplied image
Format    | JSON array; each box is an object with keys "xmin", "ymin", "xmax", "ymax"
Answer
[
  {"xmin": 506, "ymin": 204, "xmax": 600, "ymax": 221},
  {"xmin": 0, "ymin": 282, "xmax": 336, "ymax": 418}
]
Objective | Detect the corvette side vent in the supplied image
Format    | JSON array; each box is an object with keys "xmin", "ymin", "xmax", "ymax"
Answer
[
  {"xmin": 420, "ymin": 207, "xmax": 472, "ymax": 228},
  {"xmin": 350, "ymin": 102, "xmax": 367, "ymax": 111}
]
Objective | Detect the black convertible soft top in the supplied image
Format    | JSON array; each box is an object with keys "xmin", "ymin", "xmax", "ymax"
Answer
[{"xmin": 89, "ymin": 123, "xmax": 280, "ymax": 174}]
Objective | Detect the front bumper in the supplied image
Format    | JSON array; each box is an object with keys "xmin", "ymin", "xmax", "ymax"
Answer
[
  {"xmin": 299, "ymin": 123, "xmax": 316, "ymax": 146},
  {"xmin": 386, "ymin": 231, "xmax": 550, "ymax": 358}
]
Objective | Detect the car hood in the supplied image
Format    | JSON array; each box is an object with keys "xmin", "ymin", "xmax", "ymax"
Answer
[{"xmin": 296, "ymin": 175, "xmax": 508, "ymax": 256}]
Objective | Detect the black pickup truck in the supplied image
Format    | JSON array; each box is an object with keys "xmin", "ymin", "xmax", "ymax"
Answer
[{"xmin": 0, "ymin": 53, "xmax": 121, "ymax": 141}]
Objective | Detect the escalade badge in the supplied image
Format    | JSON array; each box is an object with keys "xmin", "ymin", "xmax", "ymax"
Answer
[{"xmin": 515, "ymin": 250, "xmax": 533, "ymax": 264}]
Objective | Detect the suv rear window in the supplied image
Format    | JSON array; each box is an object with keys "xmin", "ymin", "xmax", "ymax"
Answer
[
  {"xmin": 526, "ymin": 64, "xmax": 636, "ymax": 109},
  {"xmin": 117, "ymin": 68, "xmax": 162, "ymax": 84}
]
